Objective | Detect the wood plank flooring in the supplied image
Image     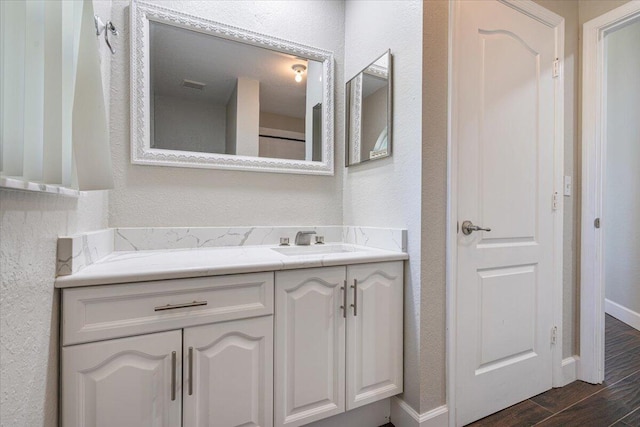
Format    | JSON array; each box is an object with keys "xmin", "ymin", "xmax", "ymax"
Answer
[{"xmin": 465, "ymin": 314, "xmax": 640, "ymax": 426}]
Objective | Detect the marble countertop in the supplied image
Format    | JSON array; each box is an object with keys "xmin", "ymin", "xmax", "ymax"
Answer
[{"xmin": 54, "ymin": 243, "xmax": 408, "ymax": 288}]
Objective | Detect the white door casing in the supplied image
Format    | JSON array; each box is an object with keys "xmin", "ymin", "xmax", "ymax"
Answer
[
  {"xmin": 346, "ymin": 261, "xmax": 403, "ymax": 410},
  {"xmin": 183, "ymin": 316, "xmax": 273, "ymax": 427},
  {"xmin": 62, "ymin": 330, "xmax": 182, "ymax": 427},
  {"xmin": 580, "ymin": 0, "xmax": 640, "ymax": 385},
  {"xmin": 450, "ymin": 1, "xmax": 564, "ymax": 425},
  {"xmin": 275, "ymin": 267, "xmax": 346, "ymax": 427}
]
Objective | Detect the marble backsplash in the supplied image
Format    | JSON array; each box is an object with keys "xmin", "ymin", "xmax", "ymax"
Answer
[
  {"xmin": 56, "ymin": 228, "xmax": 114, "ymax": 276},
  {"xmin": 343, "ymin": 226, "xmax": 407, "ymax": 252},
  {"xmin": 113, "ymin": 226, "xmax": 345, "ymax": 251},
  {"xmin": 57, "ymin": 226, "xmax": 406, "ymax": 276}
]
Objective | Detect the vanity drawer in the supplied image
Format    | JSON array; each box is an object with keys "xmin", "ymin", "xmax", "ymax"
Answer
[{"xmin": 62, "ymin": 272, "xmax": 273, "ymax": 346}]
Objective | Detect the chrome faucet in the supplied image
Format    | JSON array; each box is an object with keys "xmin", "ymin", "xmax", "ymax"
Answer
[{"xmin": 295, "ymin": 231, "xmax": 316, "ymax": 246}]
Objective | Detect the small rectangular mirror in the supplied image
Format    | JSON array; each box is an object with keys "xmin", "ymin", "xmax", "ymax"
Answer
[{"xmin": 346, "ymin": 50, "xmax": 392, "ymax": 166}]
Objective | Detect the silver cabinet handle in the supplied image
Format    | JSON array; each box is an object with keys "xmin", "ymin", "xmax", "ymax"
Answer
[
  {"xmin": 350, "ymin": 279, "xmax": 358, "ymax": 316},
  {"xmin": 155, "ymin": 300, "xmax": 207, "ymax": 311},
  {"xmin": 171, "ymin": 351, "xmax": 177, "ymax": 401},
  {"xmin": 461, "ymin": 220, "xmax": 492, "ymax": 235},
  {"xmin": 340, "ymin": 280, "xmax": 347, "ymax": 318},
  {"xmin": 188, "ymin": 347, "xmax": 194, "ymax": 396}
]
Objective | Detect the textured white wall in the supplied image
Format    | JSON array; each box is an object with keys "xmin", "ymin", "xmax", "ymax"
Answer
[
  {"xmin": 108, "ymin": 0, "xmax": 345, "ymax": 227},
  {"xmin": 0, "ymin": 191, "xmax": 108, "ymax": 427},
  {"xmin": 343, "ymin": 0, "xmax": 424, "ymax": 411},
  {"xmin": 604, "ymin": 19, "xmax": 640, "ymax": 314},
  {"xmin": 0, "ymin": 2, "xmax": 111, "ymax": 425}
]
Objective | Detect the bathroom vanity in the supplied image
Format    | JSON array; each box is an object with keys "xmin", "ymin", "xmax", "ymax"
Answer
[{"xmin": 56, "ymin": 230, "xmax": 407, "ymax": 427}]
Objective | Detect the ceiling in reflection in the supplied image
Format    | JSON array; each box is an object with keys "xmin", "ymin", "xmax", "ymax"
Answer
[{"xmin": 150, "ymin": 21, "xmax": 320, "ymax": 119}]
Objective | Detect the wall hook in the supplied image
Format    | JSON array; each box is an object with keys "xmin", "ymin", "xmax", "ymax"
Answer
[{"xmin": 94, "ymin": 15, "xmax": 118, "ymax": 55}]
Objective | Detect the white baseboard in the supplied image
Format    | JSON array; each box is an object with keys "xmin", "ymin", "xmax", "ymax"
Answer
[
  {"xmin": 306, "ymin": 399, "xmax": 390, "ymax": 427},
  {"xmin": 605, "ymin": 298, "xmax": 640, "ymax": 331},
  {"xmin": 560, "ymin": 356, "xmax": 579, "ymax": 386},
  {"xmin": 390, "ymin": 397, "xmax": 448, "ymax": 427}
]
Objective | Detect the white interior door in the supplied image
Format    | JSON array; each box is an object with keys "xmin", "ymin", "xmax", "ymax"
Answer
[{"xmin": 453, "ymin": 1, "xmax": 561, "ymax": 425}]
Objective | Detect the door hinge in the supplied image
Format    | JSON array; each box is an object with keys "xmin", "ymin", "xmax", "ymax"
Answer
[
  {"xmin": 553, "ymin": 59, "xmax": 560, "ymax": 78},
  {"xmin": 552, "ymin": 192, "xmax": 560, "ymax": 211},
  {"xmin": 551, "ymin": 326, "xmax": 558, "ymax": 345},
  {"xmin": 594, "ymin": 218, "xmax": 601, "ymax": 229}
]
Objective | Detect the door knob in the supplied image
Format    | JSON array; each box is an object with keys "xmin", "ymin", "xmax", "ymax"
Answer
[{"xmin": 461, "ymin": 220, "xmax": 491, "ymax": 235}]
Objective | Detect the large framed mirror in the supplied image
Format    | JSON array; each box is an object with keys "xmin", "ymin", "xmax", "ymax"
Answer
[
  {"xmin": 346, "ymin": 50, "xmax": 392, "ymax": 166},
  {"xmin": 130, "ymin": 0, "xmax": 335, "ymax": 175}
]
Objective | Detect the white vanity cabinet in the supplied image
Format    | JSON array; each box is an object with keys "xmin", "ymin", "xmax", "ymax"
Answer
[
  {"xmin": 62, "ymin": 330, "xmax": 183, "ymax": 427},
  {"xmin": 183, "ymin": 316, "xmax": 273, "ymax": 427},
  {"xmin": 274, "ymin": 267, "xmax": 347, "ymax": 426},
  {"xmin": 275, "ymin": 261, "xmax": 404, "ymax": 427},
  {"xmin": 346, "ymin": 262, "xmax": 404, "ymax": 409},
  {"xmin": 61, "ymin": 272, "xmax": 274, "ymax": 427},
  {"xmin": 61, "ymin": 259, "xmax": 404, "ymax": 427}
]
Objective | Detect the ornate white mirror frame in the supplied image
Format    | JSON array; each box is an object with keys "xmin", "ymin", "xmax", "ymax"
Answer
[{"xmin": 130, "ymin": 0, "xmax": 335, "ymax": 175}]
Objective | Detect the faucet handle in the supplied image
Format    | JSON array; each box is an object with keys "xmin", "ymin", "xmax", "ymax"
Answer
[
  {"xmin": 315, "ymin": 235, "xmax": 325, "ymax": 244},
  {"xmin": 279, "ymin": 237, "xmax": 290, "ymax": 246}
]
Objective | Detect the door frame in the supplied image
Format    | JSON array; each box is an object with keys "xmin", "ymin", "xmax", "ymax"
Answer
[
  {"xmin": 447, "ymin": 1, "xmax": 565, "ymax": 424},
  {"xmin": 579, "ymin": 0, "xmax": 640, "ymax": 385}
]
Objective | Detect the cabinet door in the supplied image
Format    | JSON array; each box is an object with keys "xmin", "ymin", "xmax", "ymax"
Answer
[
  {"xmin": 275, "ymin": 267, "xmax": 346, "ymax": 427},
  {"xmin": 183, "ymin": 316, "xmax": 273, "ymax": 427},
  {"xmin": 62, "ymin": 330, "xmax": 182, "ymax": 427},
  {"xmin": 346, "ymin": 261, "xmax": 403, "ymax": 410}
]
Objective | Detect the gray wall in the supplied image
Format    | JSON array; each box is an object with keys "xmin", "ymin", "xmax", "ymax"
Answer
[
  {"xmin": 153, "ymin": 95, "xmax": 227, "ymax": 154},
  {"xmin": 420, "ymin": 0, "xmax": 449, "ymax": 412},
  {"xmin": 534, "ymin": 0, "xmax": 581, "ymax": 360},
  {"xmin": 604, "ymin": 19, "xmax": 640, "ymax": 315},
  {"xmin": 108, "ymin": 0, "xmax": 345, "ymax": 227},
  {"xmin": 361, "ymin": 85, "xmax": 388, "ymax": 157}
]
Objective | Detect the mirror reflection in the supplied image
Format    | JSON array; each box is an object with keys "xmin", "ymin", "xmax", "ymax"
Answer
[
  {"xmin": 149, "ymin": 21, "xmax": 324, "ymax": 161},
  {"xmin": 346, "ymin": 50, "xmax": 392, "ymax": 166}
]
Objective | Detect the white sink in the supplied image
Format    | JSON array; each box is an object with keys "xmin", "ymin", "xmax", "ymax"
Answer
[{"xmin": 272, "ymin": 244, "xmax": 366, "ymax": 257}]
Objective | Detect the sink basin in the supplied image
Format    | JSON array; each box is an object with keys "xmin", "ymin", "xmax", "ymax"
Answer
[{"xmin": 272, "ymin": 244, "xmax": 366, "ymax": 257}]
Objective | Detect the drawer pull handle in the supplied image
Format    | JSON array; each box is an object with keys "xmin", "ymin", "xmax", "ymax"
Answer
[
  {"xmin": 340, "ymin": 280, "xmax": 347, "ymax": 318},
  {"xmin": 351, "ymin": 279, "xmax": 358, "ymax": 316},
  {"xmin": 154, "ymin": 301, "xmax": 208, "ymax": 311},
  {"xmin": 188, "ymin": 347, "xmax": 194, "ymax": 396},
  {"xmin": 171, "ymin": 351, "xmax": 177, "ymax": 401}
]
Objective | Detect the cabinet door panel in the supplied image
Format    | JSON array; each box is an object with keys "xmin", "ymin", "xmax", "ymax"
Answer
[
  {"xmin": 275, "ymin": 267, "xmax": 346, "ymax": 427},
  {"xmin": 183, "ymin": 316, "xmax": 273, "ymax": 427},
  {"xmin": 346, "ymin": 261, "xmax": 403, "ymax": 410},
  {"xmin": 62, "ymin": 330, "xmax": 182, "ymax": 427}
]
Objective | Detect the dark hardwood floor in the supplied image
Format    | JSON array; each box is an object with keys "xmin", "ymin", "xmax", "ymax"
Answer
[{"xmin": 466, "ymin": 314, "xmax": 640, "ymax": 426}]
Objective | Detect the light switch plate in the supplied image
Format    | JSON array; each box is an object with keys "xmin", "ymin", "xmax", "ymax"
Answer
[{"xmin": 564, "ymin": 176, "xmax": 572, "ymax": 196}]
